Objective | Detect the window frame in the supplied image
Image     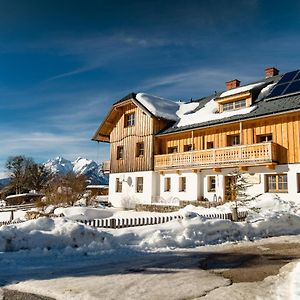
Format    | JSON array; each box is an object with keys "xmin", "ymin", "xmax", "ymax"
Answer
[
  {"xmin": 179, "ymin": 176, "xmax": 186, "ymax": 192},
  {"xmin": 266, "ymin": 174, "xmax": 288, "ymax": 193},
  {"xmin": 184, "ymin": 144, "xmax": 193, "ymax": 152},
  {"xmin": 167, "ymin": 146, "xmax": 178, "ymax": 154},
  {"xmin": 223, "ymin": 99, "xmax": 246, "ymax": 112},
  {"xmin": 115, "ymin": 178, "xmax": 122, "ymax": 193},
  {"xmin": 207, "ymin": 176, "xmax": 216, "ymax": 192},
  {"xmin": 256, "ymin": 134, "xmax": 273, "ymax": 143},
  {"xmin": 227, "ymin": 134, "xmax": 240, "ymax": 146},
  {"xmin": 136, "ymin": 142, "xmax": 144, "ymax": 157},
  {"xmin": 125, "ymin": 112, "xmax": 135, "ymax": 127},
  {"xmin": 117, "ymin": 146, "xmax": 124, "ymax": 160},
  {"xmin": 164, "ymin": 177, "xmax": 171, "ymax": 192},
  {"xmin": 207, "ymin": 141, "xmax": 214, "ymax": 149},
  {"xmin": 136, "ymin": 177, "xmax": 144, "ymax": 193}
]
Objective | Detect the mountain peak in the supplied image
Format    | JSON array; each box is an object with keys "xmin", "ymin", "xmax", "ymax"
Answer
[{"xmin": 44, "ymin": 156, "xmax": 108, "ymax": 185}]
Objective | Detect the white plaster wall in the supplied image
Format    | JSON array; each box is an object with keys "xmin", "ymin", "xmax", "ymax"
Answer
[
  {"xmin": 108, "ymin": 171, "xmax": 159, "ymax": 208},
  {"xmin": 108, "ymin": 164, "xmax": 300, "ymax": 207},
  {"xmin": 201, "ymin": 164, "xmax": 300, "ymax": 204},
  {"xmin": 159, "ymin": 171, "xmax": 200, "ymax": 203}
]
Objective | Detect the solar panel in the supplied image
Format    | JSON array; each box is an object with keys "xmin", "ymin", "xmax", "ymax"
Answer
[
  {"xmin": 284, "ymin": 80, "xmax": 300, "ymax": 94},
  {"xmin": 266, "ymin": 69, "xmax": 300, "ymax": 100},
  {"xmin": 279, "ymin": 70, "xmax": 298, "ymax": 83},
  {"xmin": 267, "ymin": 83, "xmax": 289, "ymax": 98}
]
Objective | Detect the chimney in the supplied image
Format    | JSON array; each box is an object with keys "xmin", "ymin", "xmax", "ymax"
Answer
[
  {"xmin": 265, "ymin": 67, "xmax": 279, "ymax": 78},
  {"xmin": 226, "ymin": 79, "xmax": 240, "ymax": 90}
]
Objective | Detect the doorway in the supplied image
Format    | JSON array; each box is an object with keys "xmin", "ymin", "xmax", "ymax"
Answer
[{"xmin": 224, "ymin": 175, "xmax": 237, "ymax": 202}]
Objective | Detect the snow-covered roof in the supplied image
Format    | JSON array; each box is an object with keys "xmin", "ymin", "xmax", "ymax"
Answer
[
  {"xmin": 6, "ymin": 192, "xmax": 43, "ymax": 199},
  {"xmin": 219, "ymin": 82, "xmax": 265, "ymax": 98},
  {"xmin": 177, "ymin": 99, "xmax": 256, "ymax": 128},
  {"xmin": 135, "ymin": 93, "xmax": 180, "ymax": 121}
]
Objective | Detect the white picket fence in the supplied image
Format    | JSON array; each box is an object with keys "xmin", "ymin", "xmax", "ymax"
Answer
[
  {"xmin": 0, "ymin": 210, "xmax": 248, "ymax": 228},
  {"xmin": 77, "ymin": 211, "xmax": 248, "ymax": 229}
]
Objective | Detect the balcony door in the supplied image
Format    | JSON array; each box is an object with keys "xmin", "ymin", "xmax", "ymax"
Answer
[{"xmin": 224, "ymin": 176, "xmax": 237, "ymax": 202}]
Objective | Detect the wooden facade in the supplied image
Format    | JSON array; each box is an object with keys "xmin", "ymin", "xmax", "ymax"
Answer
[
  {"xmin": 94, "ymin": 95, "xmax": 300, "ymax": 174},
  {"xmin": 155, "ymin": 111, "xmax": 300, "ymax": 170},
  {"xmin": 94, "ymin": 99, "xmax": 169, "ymax": 173}
]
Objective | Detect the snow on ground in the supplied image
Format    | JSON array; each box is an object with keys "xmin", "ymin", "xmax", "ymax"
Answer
[
  {"xmin": 54, "ymin": 206, "xmax": 115, "ymax": 221},
  {"xmin": 177, "ymin": 98, "xmax": 256, "ymax": 127},
  {"xmin": 0, "ymin": 206, "xmax": 300, "ymax": 253},
  {"xmin": 0, "ymin": 210, "xmax": 26, "ymax": 222},
  {"xmin": 0, "ymin": 194, "xmax": 299, "ymax": 299}
]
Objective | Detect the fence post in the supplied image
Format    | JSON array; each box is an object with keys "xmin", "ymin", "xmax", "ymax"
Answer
[{"xmin": 110, "ymin": 218, "xmax": 116, "ymax": 229}]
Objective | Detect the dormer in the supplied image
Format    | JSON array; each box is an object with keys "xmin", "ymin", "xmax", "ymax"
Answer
[{"xmin": 216, "ymin": 79, "xmax": 266, "ymax": 113}]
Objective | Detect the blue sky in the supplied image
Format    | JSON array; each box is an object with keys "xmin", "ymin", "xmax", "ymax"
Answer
[{"xmin": 1, "ymin": 0, "xmax": 300, "ymax": 177}]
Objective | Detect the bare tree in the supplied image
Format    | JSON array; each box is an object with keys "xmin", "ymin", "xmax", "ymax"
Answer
[
  {"xmin": 6, "ymin": 155, "xmax": 50, "ymax": 195},
  {"xmin": 6, "ymin": 156, "xmax": 34, "ymax": 194},
  {"xmin": 43, "ymin": 173, "xmax": 87, "ymax": 206}
]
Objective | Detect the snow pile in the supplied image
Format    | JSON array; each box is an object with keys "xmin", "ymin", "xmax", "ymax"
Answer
[
  {"xmin": 219, "ymin": 82, "xmax": 265, "ymax": 98},
  {"xmin": 137, "ymin": 212, "xmax": 300, "ymax": 249},
  {"xmin": 1, "ymin": 209, "xmax": 300, "ymax": 253},
  {"xmin": 135, "ymin": 93, "xmax": 179, "ymax": 121},
  {"xmin": 177, "ymin": 99, "xmax": 256, "ymax": 127},
  {"xmin": 0, "ymin": 217, "xmax": 112, "ymax": 252}
]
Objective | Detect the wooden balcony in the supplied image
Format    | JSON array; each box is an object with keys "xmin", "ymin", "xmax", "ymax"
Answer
[
  {"xmin": 154, "ymin": 142, "xmax": 279, "ymax": 171},
  {"xmin": 102, "ymin": 160, "xmax": 110, "ymax": 173}
]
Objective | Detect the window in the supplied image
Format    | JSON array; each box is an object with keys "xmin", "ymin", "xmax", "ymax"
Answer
[
  {"xmin": 207, "ymin": 141, "xmax": 214, "ymax": 149},
  {"xmin": 125, "ymin": 113, "xmax": 135, "ymax": 127},
  {"xmin": 184, "ymin": 144, "xmax": 193, "ymax": 152},
  {"xmin": 136, "ymin": 177, "xmax": 143, "ymax": 193},
  {"xmin": 266, "ymin": 174, "xmax": 288, "ymax": 192},
  {"xmin": 164, "ymin": 177, "xmax": 171, "ymax": 192},
  {"xmin": 136, "ymin": 142, "xmax": 144, "ymax": 157},
  {"xmin": 227, "ymin": 134, "xmax": 240, "ymax": 146},
  {"xmin": 168, "ymin": 146, "xmax": 178, "ymax": 153},
  {"xmin": 257, "ymin": 134, "xmax": 273, "ymax": 143},
  {"xmin": 223, "ymin": 102, "xmax": 234, "ymax": 111},
  {"xmin": 179, "ymin": 177, "xmax": 186, "ymax": 192},
  {"xmin": 208, "ymin": 176, "xmax": 216, "ymax": 192},
  {"xmin": 117, "ymin": 146, "xmax": 124, "ymax": 160},
  {"xmin": 115, "ymin": 178, "xmax": 122, "ymax": 193},
  {"xmin": 297, "ymin": 174, "xmax": 300, "ymax": 193},
  {"xmin": 223, "ymin": 99, "xmax": 246, "ymax": 112},
  {"xmin": 235, "ymin": 99, "xmax": 247, "ymax": 109}
]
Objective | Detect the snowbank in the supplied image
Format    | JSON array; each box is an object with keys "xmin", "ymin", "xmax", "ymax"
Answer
[
  {"xmin": 1, "ymin": 210, "xmax": 300, "ymax": 253},
  {"xmin": 0, "ymin": 218, "xmax": 112, "ymax": 252}
]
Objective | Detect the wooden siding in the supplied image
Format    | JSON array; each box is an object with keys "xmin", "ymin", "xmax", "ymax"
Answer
[
  {"xmin": 110, "ymin": 102, "xmax": 168, "ymax": 173},
  {"xmin": 156, "ymin": 112, "xmax": 300, "ymax": 165}
]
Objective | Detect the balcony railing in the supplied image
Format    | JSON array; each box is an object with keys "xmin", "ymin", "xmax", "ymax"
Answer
[
  {"xmin": 154, "ymin": 142, "xmax": 279, "ymax": 170},
  {"xmin": 102, "ymin": 160, "xmax": 110, "ymax": 173}
]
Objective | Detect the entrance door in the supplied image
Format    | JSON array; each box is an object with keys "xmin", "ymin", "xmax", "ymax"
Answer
[{"xmin": 224, "ymin": 176, "xmax": 237, "ymax": 202}]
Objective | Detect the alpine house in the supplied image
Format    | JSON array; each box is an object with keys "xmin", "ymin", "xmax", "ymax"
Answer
[{"xmin": 93, "ymin": 67, "xmax": 300, "ymax": 207}]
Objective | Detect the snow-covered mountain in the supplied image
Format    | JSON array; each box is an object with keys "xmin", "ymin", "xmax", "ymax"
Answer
[{"xmin": 44, "ymin": 157, "xmax": 109, "ymax": 185}]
